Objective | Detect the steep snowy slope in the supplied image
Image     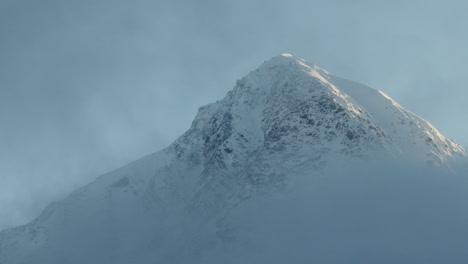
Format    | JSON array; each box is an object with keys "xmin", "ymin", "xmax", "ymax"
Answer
[{"xmin": 0, "ymin": 54, "xmax": 465, "ymax": 264}]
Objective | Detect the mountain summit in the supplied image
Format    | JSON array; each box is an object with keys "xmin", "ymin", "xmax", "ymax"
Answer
[
  {"xmin": 0, "ymin": 54, "xmax": 466, "ymax": 264},
  {"xmin": 173, "ymin": 53, "xmax": 464, "ymax": 167}
]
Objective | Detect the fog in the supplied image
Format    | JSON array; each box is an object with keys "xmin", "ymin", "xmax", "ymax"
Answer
[
  {"xmin": 198, "ymin": 159, "xmax": 468, "ymax": 264},
  {"xmin": 5, "ymin": 157, "xmax": 468, "ymax": 264},
  {"xmin": 1, "ymin": 0, "xmax": 468, "ymax": 231}
]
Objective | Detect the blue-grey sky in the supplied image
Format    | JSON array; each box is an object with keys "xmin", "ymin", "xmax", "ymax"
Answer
[{"xmin": 1, "ymin": 0, "xmax": 467, "ymax": 230}]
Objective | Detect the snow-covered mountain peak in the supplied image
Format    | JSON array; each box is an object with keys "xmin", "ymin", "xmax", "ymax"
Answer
[
  {"xmin": 172, "ymin": 54, "xmax": 464, "ymax": 172},
  {"xmin": 257, "ymin": 53, "xmax": 326, "ymax": 78},
  {"xmin": 260, "ymin": 53, "xmax": 328, "ymax": 73},
  {"xmin": 0, "ymin": 54, "xmax": 466, "ymax": 264},
  {"xmin": 261, "ymin": 53, "xmax": 304, "ymax": 65}
]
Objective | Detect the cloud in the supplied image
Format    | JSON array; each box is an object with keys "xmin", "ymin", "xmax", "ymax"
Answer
[{"xmin": 199, "ymin": 158, "xmax": 468, "ymax": 264}]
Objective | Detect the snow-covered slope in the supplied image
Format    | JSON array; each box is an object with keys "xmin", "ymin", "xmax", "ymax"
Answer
[{"xmin": 0, "ymin": 54, "xmax": 465, "ymax": 264}]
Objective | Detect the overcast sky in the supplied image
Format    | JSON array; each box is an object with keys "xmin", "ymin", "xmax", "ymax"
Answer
[{"xmin": 1, "ymin": 0, "xmax": 467, "ymax": 230}]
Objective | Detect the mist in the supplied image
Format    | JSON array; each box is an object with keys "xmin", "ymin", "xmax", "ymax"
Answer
[
  {"xmin": 8, "ymin": 156, "xmax": 467, "ymax": 264},
  {"xmin": 198, "ymin": 158, "xmax": 468, "ymax": 264},
  {"xmin": 1, "ymin": 0, "xmax": 468, "ymax": 232}
]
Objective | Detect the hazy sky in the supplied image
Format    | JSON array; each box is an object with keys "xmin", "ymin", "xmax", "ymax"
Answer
[{"xmin": 1, "ymin": 0, "xmax": 467, "ymax": 230}]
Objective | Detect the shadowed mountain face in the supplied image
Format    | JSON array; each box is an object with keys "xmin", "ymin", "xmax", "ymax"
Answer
[{"xmin": 0, "ymin": 54, "xmax": 466, "ymax": 264}]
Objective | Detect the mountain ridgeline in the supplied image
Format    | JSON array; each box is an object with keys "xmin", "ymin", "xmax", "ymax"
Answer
[{"xmin": 1, "ymin": 54, "xmax": 466, "ymax": 264}]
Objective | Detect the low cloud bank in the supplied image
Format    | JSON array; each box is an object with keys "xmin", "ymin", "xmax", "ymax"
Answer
[{"xmin": 198, "ymin": 158, "xmax": 468, "ymax": 264}]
